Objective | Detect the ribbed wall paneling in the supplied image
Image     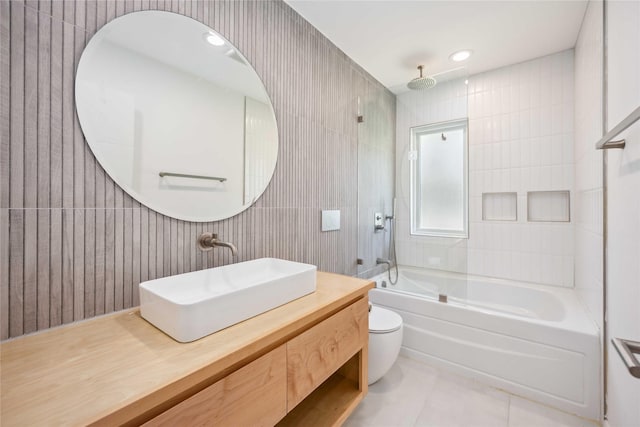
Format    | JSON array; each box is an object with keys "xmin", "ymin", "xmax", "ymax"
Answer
[
  {"xmin": 0, "ymin": 0, "xmax": 9, "ymax": 339},
  {"xmin": 0, "ymin": 0, "xmax": 395, "ymax": 339}
]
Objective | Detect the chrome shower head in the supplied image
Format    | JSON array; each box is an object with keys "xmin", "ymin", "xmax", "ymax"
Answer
[{"xmin": 407, "ymin": 65, "xmax": 437, "ymax": 90}]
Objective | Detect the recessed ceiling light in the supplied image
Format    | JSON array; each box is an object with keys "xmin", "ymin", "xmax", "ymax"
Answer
[
  {"xmin": 204, "ymin": 32, "xmax": 225, "ymax": 46},
  {"xmin": 450, "ymin": 50, "xmax": 473, "ymax": 62}
]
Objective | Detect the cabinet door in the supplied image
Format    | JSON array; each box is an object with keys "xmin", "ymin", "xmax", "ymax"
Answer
[
  {"xmin": 145, "ymin": 345, "xmax": 286, "ymax": 427},
  {"xmin": 286, "ymin": 298, "xmax": 369, "ymax": 410}
]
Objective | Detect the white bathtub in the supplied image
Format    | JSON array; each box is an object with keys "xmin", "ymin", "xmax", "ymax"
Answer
[{"xmin": 369, "ymin": 266, "xmax": 600, "ymax": 420}]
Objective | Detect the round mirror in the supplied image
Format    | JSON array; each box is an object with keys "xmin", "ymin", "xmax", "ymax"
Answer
[{"xmin": 76, "ymin": 11, "xmax": 278, "ymax": 222}]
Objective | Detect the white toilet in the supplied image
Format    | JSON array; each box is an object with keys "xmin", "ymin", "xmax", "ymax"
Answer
[{"xmin": 368, "ymin": 305, "xmax": 403, "ymax": 385}]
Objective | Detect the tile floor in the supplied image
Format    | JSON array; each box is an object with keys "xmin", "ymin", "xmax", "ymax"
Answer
[{"xmin": 344, "ymin": 356, "xmax": 600, "ymax": 427}]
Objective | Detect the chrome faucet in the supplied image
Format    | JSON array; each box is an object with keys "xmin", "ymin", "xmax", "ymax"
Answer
[{"xmin": 198, "ymin": 232, "xmax": 238, "ymax": 256}]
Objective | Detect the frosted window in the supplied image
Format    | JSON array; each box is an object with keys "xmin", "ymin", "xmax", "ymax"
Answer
[{"xmin": 411, "ymin": 119, "xmax": 468, "ymax": 238}]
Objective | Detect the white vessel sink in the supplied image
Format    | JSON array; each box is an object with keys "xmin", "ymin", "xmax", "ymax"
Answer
[{"xmin": 139, "ymin": 258, "xmax": 317, "ymax": 342}]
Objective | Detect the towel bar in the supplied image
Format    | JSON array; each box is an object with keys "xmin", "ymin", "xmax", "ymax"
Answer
[
  {"xmin": 159, "ymin": 172, "xmax": 226, "ymax": 182},
  {"xmin": 612, "ymin": 337, "xmax": 640, "ymax": 379},
  {"xmin": 595, "ymin": 106, "xmax": 640, "ymax": 150}
]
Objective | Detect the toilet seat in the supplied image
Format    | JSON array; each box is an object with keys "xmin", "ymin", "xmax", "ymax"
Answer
[{"xmin": 369, "ymin": 306, "xmax": 402, "ymax": 334}]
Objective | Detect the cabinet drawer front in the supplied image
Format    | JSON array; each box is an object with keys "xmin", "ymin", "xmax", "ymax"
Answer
[
  {"xmin": 286, "ymin": 298, "xmax": 369, "ymax": 410},
  {"xmin": 145, "ymin": 345, "xmax": 287, "ymax": 427}
]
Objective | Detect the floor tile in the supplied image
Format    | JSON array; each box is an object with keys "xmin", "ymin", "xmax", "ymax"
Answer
[
  {"xmin": 343, "ymin": 356, "xmax": 439, "ymax": 427},
  {"xmin": 508, "ymin": 396, "xmax": 599, "ymax": 427},
  {"xmin": 414, "ymin": 368, "xmax": 510, "ymax": 427},
  {"xmin": 345, "ymin": 356, "xmax": 601, "ymax": 427}
]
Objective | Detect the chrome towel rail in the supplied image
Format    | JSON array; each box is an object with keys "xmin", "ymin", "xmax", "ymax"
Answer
[
  {"xmin": 595, "ymin": 106, "xmax": 640, "ymax": 150},
  {"xmin": 612, "ymin": 337, "xmax": 640, "ymax": 379},
  {"xmin": 159, "ymin": 172, "xmax": 226, "ymax": 182}
]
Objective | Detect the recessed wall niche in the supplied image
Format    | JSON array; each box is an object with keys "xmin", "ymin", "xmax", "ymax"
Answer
[
  {"xmin": 482, "ymin": 192, "xmax": 518, "ymax": 221},
  {"xmin": 527, "ymin": 191, "xmax": 571, "ymax": 222}
]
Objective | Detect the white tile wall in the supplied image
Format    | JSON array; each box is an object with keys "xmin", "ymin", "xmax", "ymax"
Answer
[
  {"xmin": 574, "ymin": 0, "xmax": 604, "ymax": 329},
  {"xmin": 468, "ymin": 51, "xmax": 575, "ymax": 287},
  {"xmin": 396, "ymin": 51, "xmax": 575, "ymax": 287}
]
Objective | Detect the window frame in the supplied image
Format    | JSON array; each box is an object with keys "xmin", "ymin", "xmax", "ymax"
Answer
[{"xmin": 410, "ymin": 118, "xmax": 469, "ymax": 239}]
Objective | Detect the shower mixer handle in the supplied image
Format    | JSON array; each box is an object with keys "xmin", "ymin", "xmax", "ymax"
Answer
[{"xmin": 374, "ymin": 213, "xmax": 386, "ymax": 231}]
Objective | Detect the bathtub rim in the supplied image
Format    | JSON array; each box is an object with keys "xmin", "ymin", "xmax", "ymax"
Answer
[{"xmin": 370, "ymin": 265, "xmax": 599, "ymax": 338}]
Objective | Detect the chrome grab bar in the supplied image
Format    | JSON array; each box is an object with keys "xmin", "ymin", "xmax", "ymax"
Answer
[
  {"xmin": 159, "ymin": 172, "xmax": 226, "ymax": 182},
  {"xmin": 612, "ymin": 337, "xmax": 640, "ymax": 379},
  {"xmin": 595, "ymin": 106, "xmax": 640, "ymax": 150}
]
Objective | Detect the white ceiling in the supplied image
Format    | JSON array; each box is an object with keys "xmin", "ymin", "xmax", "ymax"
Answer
[{"xmin": 285, "ymin": 0, "xmax": 588, "ymax": 94}]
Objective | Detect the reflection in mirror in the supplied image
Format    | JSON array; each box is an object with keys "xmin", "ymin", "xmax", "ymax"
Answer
[{"xmin": 76, "ymin": 11, "xmax": 278, "ymax": 222}]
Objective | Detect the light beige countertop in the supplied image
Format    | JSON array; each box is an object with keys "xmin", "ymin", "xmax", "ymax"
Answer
[{"xmin": 0, "ymin": 271, "xmax": 374, "ymax": 426}]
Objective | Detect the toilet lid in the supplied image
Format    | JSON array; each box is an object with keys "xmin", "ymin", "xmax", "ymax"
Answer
[{"xmin": 369, "ymin": 306, "xmax": 403, "ymax": 333}]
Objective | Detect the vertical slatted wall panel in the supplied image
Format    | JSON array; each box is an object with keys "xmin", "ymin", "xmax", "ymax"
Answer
[
  {"xmin": 0, "ymin": 0, "xmax": 10, "ymax": 340},
  {"xmin": 23, "ymin": 6, "xmax": 38, "ymax": 334},
  {"xmin": 73, "ymin": 23, "xmax": 87, "ymax": 322},
  {"xmin": 36, "ymin": 9, "xmax": 51, "ymax": 330},
  {"xmin": 1, "ymin": 0, "xmax": 395, "ymax": 339}
]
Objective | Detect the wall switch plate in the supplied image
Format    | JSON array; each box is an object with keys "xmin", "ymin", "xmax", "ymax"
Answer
[{"xmin": 321, "ymin": 210, "xmax": 341, "ymax": 231}]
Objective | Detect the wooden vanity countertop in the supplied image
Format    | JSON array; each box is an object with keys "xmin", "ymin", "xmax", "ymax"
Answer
[{"xmin": 0, "ymin": 271, "xmax": 374, "ymax": 426}]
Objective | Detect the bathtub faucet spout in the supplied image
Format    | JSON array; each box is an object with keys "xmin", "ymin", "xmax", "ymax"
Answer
[{"xmin": 376, "ymin": 258, "xmax": 392, "ymax": 267}]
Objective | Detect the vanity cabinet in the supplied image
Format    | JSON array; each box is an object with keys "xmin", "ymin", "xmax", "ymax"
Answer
[
  {"xmin": 146, "ymin": 297, "xmax": 369, "ymax": 426},
  {"xmin": 145, "ymin": 345, "xmax": 288, "ymax": 427},
  {"xmin": 286, "ymin": 298, "xmax": 368, "ymax": 410},
  {"xmin": 0, "ymin": 272, "xmax": 373, "ymax": 427}
]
